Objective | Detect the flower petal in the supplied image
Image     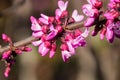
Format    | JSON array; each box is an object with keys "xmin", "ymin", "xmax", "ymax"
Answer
[
  {"xmin": 41, "ymin": 14, "xmax": 49, "ymax": 20},
  {"xmin": 84, "ymin": 17, "xmax": 95, "ymax": 27},
  {"xmin": 39, "ymin": 18, "xmax": 49, "ymax": 25},
  {"xmin": 55, "ymin": 9, "xmax": 62, "ymax": 18},
  {"xmin": 67, "ymin": 41, "xmax": 75, "ymax": 54},
  {"xmin": 81, "ymin": 28, "xmax": 90, "ymax": 38},
  {"xmin": 30, "ymin": 16, "xmax": 42, "ymax": 31},
  {"xmin": 38, "ymin": 43, "xmax": 49, "ymax": 56},
  {"xmin": 46, "ymin": 30, "xmax": 58, "ymax": 40},
  {"xmin": 49, "ymin": 50, "xmax": 55, "ymax": 58},
  {"xmin": 61, "ymin": 50, "xmax": 71, "ymax": 62},
  {"xmin": 58, "ymin": 1, "xmax": 68, "ymax": 11},
  {"xmin": 106, "ymin": 27, "xmax": 114, "ymax": 43},
  {"xmin": 32, "ymin": 40, "xmax": 42, "ymax": 46},
  {"xmin": 72, "ymin": 10, "xmax": 84, "ymax": 22},
  {"xmin": 32, "ymin": 31, "xmax": 43, "ymax": 38}
]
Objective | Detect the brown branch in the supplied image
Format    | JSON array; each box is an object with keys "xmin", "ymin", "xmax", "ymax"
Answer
[
  {"xmin": 0, "ymin": 36, "xmax": 38, "ymax": 53},
  {"xmin": 0, "ymin": 21, "xmax": 84, "ymax": 54},
  {"xmin": 0, "ymin": 15, "xmax": 106, "ymax": 57},
  {"xmin": 66, "ymin": 21, "xmax": 84, "ymax": 30}
]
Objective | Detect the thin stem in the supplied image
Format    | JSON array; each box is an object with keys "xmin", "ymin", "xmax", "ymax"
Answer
[
  {"xmin": 0, "ymin": 21, "xmax": 84, "ymax": 54},
  {"xmin": 0, "ymin": 36, "xmax": 38, "ymax": 53},
  {"xmin": 0, "ymin": 16, "xmax": 105, "ymax": 56}
]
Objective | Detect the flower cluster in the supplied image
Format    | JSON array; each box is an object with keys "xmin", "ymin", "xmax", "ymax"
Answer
[
  {"xmin": 82, "ymin": 0, "xmax": 120, "ymax": 43},
  {"xmin": 0, "ymin": 0, "xmax": 120, "ymax": 78},
  {"xmin": 103, "ymin": 0, "xmax": 120, "ymax": 42},
  {"xmin": 31, "ymin": 0, "xmax": 89, "ymax": 62},
  {"xmin": 82, "ymin": 0, "xmax": 102, "ymax": 27},
  {"xmin": 1, "ymin": 34, "xmax": 32, "ymax": 77}
]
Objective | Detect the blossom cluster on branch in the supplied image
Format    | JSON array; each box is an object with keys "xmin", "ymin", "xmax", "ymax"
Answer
[{"xmin": 0, "ymin": 0, "xmax": 120, "ymax": 78}]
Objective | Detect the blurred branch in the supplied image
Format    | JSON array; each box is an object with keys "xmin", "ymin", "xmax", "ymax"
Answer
[{"xmin": 0, "ymin": 0, "xmax": 25, "ymax": 17}]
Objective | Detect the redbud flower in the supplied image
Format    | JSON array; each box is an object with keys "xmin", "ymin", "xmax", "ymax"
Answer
[
  {"xmin": 55, "ymin": 0, "xmax": 68, "ymax": 20},
  {"xmin": 1, "ymin": 33, "xmax": 32, "ymax": 77},
  {"xmin": 114, "ymin": 21, "xmax": 120, "ymax": 38},
  {"xmin": 83, "ymin": 0, "xmax": 120, "ymax": 43},
  {"xmin": 82, "ymin": 0, "xmax": 101, "ymax": 27},
  {"xmin": 72, "ymin": 10, "xmax": 84, "ymax": 22},
  {"xmin": 31, "ymin": 0, "xmax": 86, "ymax": 62}
]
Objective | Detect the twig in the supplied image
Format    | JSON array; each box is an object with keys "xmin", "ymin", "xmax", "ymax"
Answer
[
  {"xmin": 0, "ymin": 36, "xmax": 38, "ymax": 53},
  {"xmin": 0, "ymin": 15, "xmax": 105, "ymax": 56},
  {"xmin": 0, "ymin": 21, "xmax": 84, "ymax": 54}
]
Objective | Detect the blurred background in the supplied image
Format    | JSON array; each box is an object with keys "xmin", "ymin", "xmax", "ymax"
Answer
[{"xmin": 0, "ymin": 0, "xmax": 120, "ymax": 80}]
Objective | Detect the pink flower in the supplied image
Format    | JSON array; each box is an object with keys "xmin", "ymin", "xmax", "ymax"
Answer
[
  {"xmin": 46, "ymin": 25, "xmax": 58, "ymax": 40},
  {"xmin": 49, "ymin": 43, "xmax": 57, "ymax": 58},
  {"xmin": 2, "ymin": 50, "xmax": 11, "ymax": 59},
  {"xmin": 100, "ymin": 28, "xmax": 106, "ymax": 40},
  {"xmin": 39, "ymin": 14, "xmax": 54, "ymax": 25},
  {"xmin": 104, "ymin": 9, "xmax": 119, "ymax": 20},
  {"xmin": 30, "ymin": 16, "xmax": 43, "ymax": 38},
  {"xmin": 84, "ymin": 17, "xmax": 95, "ymax": 27},
  {"xmin": 58, "ymin": 0, "xmax": 68, "ymax": 12},
  {"xmin": 61, "ymin": 50, "xmax": 71, "ymax": 62},
  {"xmin": 60, "ymin": 44, "xmax": 72, "ymax": 62},
  {"xmin": 55, "ymin": 0, "xmax": 68, "ymax": 19},
  {"xmin": 4, "ymin": 66, "xmax": 11, "ymax": 78},
  {"xmin": 38, "ymin": 42, "xmax": 50, "ymax": 56},
  {"xmin": 113, "ymin": 21, "xmax": 120, "ymax": 38},
  {"xmin": 87, "ymin": 0, "xmax": 102, "ymax": 9},
  {"xmin": 66, "ymin": 41, "xmax": 75, "ymax": 54},
  {"xmin": 82, "ymin": 4, "xmax": 99, "ymax": 17},
  {"xmin": 30, "ymin": 16, "xmax": 42, "ymax": 31},
  {"xmin": 30, "ymin": 0, "xmax": 86, "ymax": 62},
  {"xmin": 32, "ymin": 40, "xmax": 43, "ymax": 46},
  {"xmin": 2, "ymin": 33, "xmax": 12, "ymax": 43},
  {"xmin": 106, "ymin": 27, "xmax": 114, "ymax": 43},
  {"xmin": 1, "ymin": 33, "xmax": 32, "ymax": 77},
  {"xmin": 72, "ymin": 10, "xmax": 84, "ymax": 22}
]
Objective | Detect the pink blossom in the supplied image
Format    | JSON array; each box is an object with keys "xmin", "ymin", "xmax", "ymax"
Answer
[
  {"xmin": 46, "ymin": 25, "xmax": 58, "ymax": 40},
  {"xmin": 104, "ymin": 9, "xmax": 119, "ymax": 20},
  {"xmin": 32, "ymin": 40, "xmax": 43, "ymax": 46},
  {"xmin": 60, "ymin": 44, "xmax": 72, "ymax": 62},
  {"xmin": 114, "ymin": 21, "xmax": 120, "ymax": 38},
  {"xmin": 66, "ymin": 41, "xmax": 75, "ymax": 54},
  {"xmin": 82, "ymin": 4, "xmax": 99, "ymax": 17},
  {"xmin": 100, "ymin": 28, "xmax": 106, "ymax": 40},
  {"xmin": 87, "ymin": 0, "xmax": 102, "ymax": 9},
  {"xmin": 106, "ymin": 27, "xmax": 114, "ymax": 43},
  {"xmin": 61, "ymin": 50, "xmax": 71, "ymax": 62},
  {"xmin": 46, "ymin": 30, "xmax": 58, "ymax": 40},
  {"xmin": 55, "ymin": 0, "xmax": 68, "ymax": 19},
  {"xmin": 84, "ymin": 17, "xmax": 95, "ymax": 27},
  {"xmin": 72, "ymin": 10, "xmax": 84, "ymax": 22},
  {"xmin": 30, "ymin": 16, "xmax": 44, "ymax": 38},
  {"xmin": 49, "ymin": 43, "xmax": 56, "ymax": 58},
  {"xmin": 4, "ymin": 66, "xmax": 11, "ymax": 78},
  {"xmin": 30, "ymin": 16, "xmax": 42, "ymax": 31},
  {"xmin": 2, "ymin": 34, "xmax": 11, "ymax": 43},
  {"xmin": 39, "ymin": 14, "xmax": 54, "ymax": 25},
  {"xmin": 2, "ymin": 51, "xmax": 11, "ymax": 59},
  {"xmin": 58, "ymin": 0, "xmax": 68, "ymax": 12},
  {"xmin": 30, "ymin": 0, "xmax": 86, "ymax": 62},
  {"xmin": 38, "ymin": 42, "xmax": 50, "ymax": 56},
  {"xmin": 1, "ymin": 33, "xmax": 32, "ymax": 77}
]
